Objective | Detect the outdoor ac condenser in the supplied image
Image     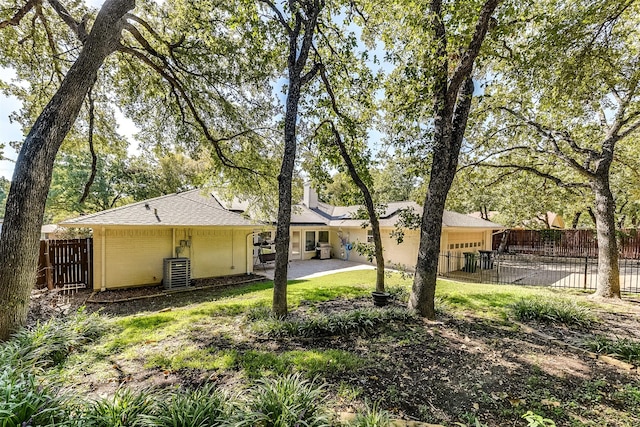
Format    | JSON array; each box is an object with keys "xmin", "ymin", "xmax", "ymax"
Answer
[{"xmin": 163, "ymin": 257, "xmax": 191, "ymax": 289}]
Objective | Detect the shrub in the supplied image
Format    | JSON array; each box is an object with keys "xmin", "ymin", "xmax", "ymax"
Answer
[
  {"xmin": 510, "ymin": 297, "xmax": 595, "ymax": 327},
  {"xmin": 0, "ymin": 367, "xmax": 73, "ymax": 427},
  {"xmin": 82, "ymin": 387, "xmax": 156, "ymax": 427},
  {"xmin": 350, "ymin": 401, "xmax": 391, "ymax": 427},
  {"xmin": 4, "ymin": 308, "xmax": 106, "ymax": 370},
  {"xmin": 256, "ymin": 308, "xmax": 416, "ymax": 338},
  {"xmin": 585, "ymin": 336, "xmax": 640, "ymax": 363},
  {"xmin": 144, "ymin": 383, "xmax": 231, "ymax": 427},
  {"xmin": 235, "ymin": 373, "xmax": 330, "ymax": 427}
]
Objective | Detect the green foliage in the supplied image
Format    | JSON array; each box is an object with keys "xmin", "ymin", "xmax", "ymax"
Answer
[
  {"xmin": 0, "ymin": 367, "xmax": 73, "ymax": 427},
  {"xmin": 82, "ymin": 388, "xmax": 156, "ymax": 427},
  {"xmin": 236, "ymin": 374, "xmax": 330, "ymax": 427},
  {"xmin": 256, "ymin": 307, "xmax": 416, "ymax": 338},
  {"xmin": 510, "ymin": 297, "xmax": 595, "ymax": 327},
  {"xmin": 349, "ymin": 401, "xmax": 391, "ymax": 427},
  {"xmin": 2, "ymin": 308, "xmax": 105, "ymax": 370},
  {"xmin": 522, "ymin": 411, "xmax": 556, "ymax": 427},
  {"xmin": 585, "ymin": 336, "xmax": 640, "ymax": 363},
  {"xmin": 145, "ymin": 384, "xmax": 231, "ymax": 427}
]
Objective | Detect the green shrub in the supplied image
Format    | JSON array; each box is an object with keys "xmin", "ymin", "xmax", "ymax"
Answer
[
  {"xmin": 145, "ymin": 383, "xmax": 231, "ymax": 427},
  {"xmin": 585, "ymin": 336, "xmax": 640, "ymax": 363},
  {"xmin": 82, "ymin": 387, "xmax": 156, "ymax": 427},
  {"xmin": 3, "ymin": 308, "xmax": 106, "ymax": 370},
  {"xmin": 256, "ymin": 307, "xmax": 416, "ymax": 338},
  {"xmin": 510, "ymin": 297, "xmax": 594, "ymax": 327},
  {"xmin": 350, "ymin": 401, "xmax": 391, "ymax": 427},
  {"xmin": 0, "ymin": 367, "xmax": 73, "ymax": 427},
  {"xmin": 235, "ymin": 373, "xmax": 330, "ymax": 427},
  {"xmin": 386, "ymin": 286, "xmax": 409, "ymax": 303},
  {"xmin": 245, "ymin": 304, "xmax": 273, "ymax": 321}
]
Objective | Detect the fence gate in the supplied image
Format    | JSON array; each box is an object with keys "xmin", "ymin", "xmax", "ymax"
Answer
[{"xmin": 37, "ymin": 238, "xmax": 93, "ymax": 290}]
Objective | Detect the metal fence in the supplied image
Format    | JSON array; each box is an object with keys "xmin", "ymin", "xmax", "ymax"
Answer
[{"xmin": 438, "ymin": 251, "xmax": 640, "ymax": 294}]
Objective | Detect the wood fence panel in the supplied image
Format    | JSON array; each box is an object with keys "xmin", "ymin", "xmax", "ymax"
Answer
[
  {"xmin": 36, "ymin": 238, "xmax": 92, "ymax": 289},
  {"xmin": 492, "ymin": 229, "xmax": 640, "ymax": 259}
]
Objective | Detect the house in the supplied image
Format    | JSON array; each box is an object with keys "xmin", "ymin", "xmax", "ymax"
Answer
[
  {"xmin": 60, "ymin": 186, "xmax": 503, "ymax": 291},
  {"xmin": 217, "ymin": 185, "xmax": 504, "ymax": 270},
  {"xmin": 59, "ymin": 190, "xmax": 259, "ymax": 291}
]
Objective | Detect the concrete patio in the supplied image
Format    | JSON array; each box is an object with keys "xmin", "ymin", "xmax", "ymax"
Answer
[{"xmin": 255, "ymin": 258, "xmax": 375, "ymax": 280}]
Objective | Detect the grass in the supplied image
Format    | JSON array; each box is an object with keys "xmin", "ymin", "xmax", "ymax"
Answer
[{"xmin": 3, "ymin": 270, "xmax": 639, "ymax": 426}]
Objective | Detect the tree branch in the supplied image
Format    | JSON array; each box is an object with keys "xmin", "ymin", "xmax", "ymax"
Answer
[
  {"xmin": 259, "ymin": 0, "xmax": 292, "ymax": 36},
  {"xmin": 447, "ymin": 0, "xmax": 499, "ymax": 105},
  {"xmin": 0, "ymin": 0, "xmax": 37, "ymax": 29},
  {"xmin": 80, "ymin": 85, "xmax": 97, "ymax": 204},
  {"xmin": 46, "ymin": 0, "xmax": 88, "ymax": 42},
  {"xmin": 483, "ymin": 163, "xmax": 590, "ymax": 189},
  {"xmin": 498, "ymin": 106, "xmax": 597, "ymax": 178},
  {"xmin": 117, "ymin": 45, "xmax": 263, "ymax": 176}
]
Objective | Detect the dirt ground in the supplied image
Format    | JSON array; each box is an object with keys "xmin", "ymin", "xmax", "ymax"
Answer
[{"xmin": 27, "ymin": 281, "xmax": 640, "ymax": 426}]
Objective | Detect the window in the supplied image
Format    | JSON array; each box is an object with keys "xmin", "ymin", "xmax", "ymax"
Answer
[
  {"xmin": 318, "ymin": 231, "xmax": 329, "ymax": 243},
  {"xmin": 305, "ymin": 231, "xmax": 316, "ymax": 251},
  {"xmin": 450, "ymin": 244, "xmax": 454, "ymax": 249},
  {"xmin": 367, "ymin": 229, "xmax": 374, "ymax": 243},
  {"xmin": 455, "ymin": 243, "xmax": 460, "ymax": 249}
]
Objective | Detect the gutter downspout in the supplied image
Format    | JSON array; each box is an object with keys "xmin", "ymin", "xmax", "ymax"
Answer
[{"xmin": 101, "ymin": 227, "xmax": 106, "ymax": 292}]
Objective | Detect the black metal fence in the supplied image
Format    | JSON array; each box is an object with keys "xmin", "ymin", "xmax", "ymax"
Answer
[{"xmin": 438, "ymin": 252, "xmax": 640, "ymax": 294}]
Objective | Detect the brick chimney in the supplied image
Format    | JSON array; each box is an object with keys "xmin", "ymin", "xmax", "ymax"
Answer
[{"xmin": 303, "ymin": 182, "xmax": 318, "ymax": 209}]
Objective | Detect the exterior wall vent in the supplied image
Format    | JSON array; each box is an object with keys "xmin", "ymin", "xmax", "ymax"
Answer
[{"xmin": 163, "ymin": 257, "xmax": 191, "ymax": 289}]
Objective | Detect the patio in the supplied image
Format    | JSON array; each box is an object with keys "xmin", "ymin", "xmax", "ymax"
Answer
[{"xmin": 256, "ymin": 258, "xmax": 375, "ymax": 280}]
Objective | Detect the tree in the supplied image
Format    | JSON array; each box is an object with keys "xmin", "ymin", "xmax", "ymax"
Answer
[
  {"xmin": 0, "ymin": 0, "xmax": 135, "ymax": 340},
  {"xmin": 261, "ymin": 0, "xmax": 325, "ymax": 317},
  {"xmin": 381, "ymin": 0, "xmax": 500, "ymax": 318},
  {"xmin": 475, "ymin": 0, "xmax": 640, "ymax": 298}
]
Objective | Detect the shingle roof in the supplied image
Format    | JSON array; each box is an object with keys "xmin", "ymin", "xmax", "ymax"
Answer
[
  {"xmin": 294, "ymin": 201, "xmax": 504, "ymax": 229},
  {"xmin": 59, "ymin": 190, "xmax": 256, "ymax": 227}
]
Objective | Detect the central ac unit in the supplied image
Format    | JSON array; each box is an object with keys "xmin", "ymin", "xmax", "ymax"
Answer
[{"xmin": 163, "ymin": 257, "xmax": 191, "ymax": 289}]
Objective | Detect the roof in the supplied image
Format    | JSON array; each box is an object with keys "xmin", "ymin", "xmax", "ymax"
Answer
[
  {"xmin": 294, "ymin": 200, "xmax": 504, "ymax": 229},
  {"xmin": 59, "ymin": 190, "xmax": 256, "ymax": 227}
]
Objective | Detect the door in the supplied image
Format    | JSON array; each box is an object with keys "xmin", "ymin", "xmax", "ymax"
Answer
[{"xmin": 291, "ymin": 231, "xmax": 301, "ymax": 259}]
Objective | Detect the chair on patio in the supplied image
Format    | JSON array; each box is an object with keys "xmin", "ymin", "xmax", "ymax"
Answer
[{"xmin": 256, "ymin": 246, "xmax": 276, "ymax": 270}]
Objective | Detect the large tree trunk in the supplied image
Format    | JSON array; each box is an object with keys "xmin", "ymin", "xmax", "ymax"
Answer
[
  {"xmin": 409, "ymin": 78, "xmax": 474, "ymax": 319},
  {"xmin": 592, "ymin": 174, "xmax": 621, "ymax": 298},
  {"xmin": 272, "ymin": 79, "xmax": 302, "ymax": 316},
  {"xmin": 271, "ymin": 2, "xmax": 321, "ymax": 317},
  {"xmin": 0, "ymin": 0, "xmax": 135, "ymax": 341}
]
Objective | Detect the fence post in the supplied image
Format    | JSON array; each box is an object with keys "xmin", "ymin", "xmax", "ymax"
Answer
[
  {"xmin": 496, "ymin": 254, "xmax": 500, "ymax": 284},
  {"xmin": 44, "ymin": 240, "xmax": 54, "ymax": 290},
  {"xmin": 584, "ymin": 256, "xmax": 588, "ymax": 290}
]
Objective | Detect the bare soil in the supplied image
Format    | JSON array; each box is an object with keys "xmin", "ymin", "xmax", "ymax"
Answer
[{"xmin": 27, "ymin": 283, "xmax": 640, "ymax": 426}]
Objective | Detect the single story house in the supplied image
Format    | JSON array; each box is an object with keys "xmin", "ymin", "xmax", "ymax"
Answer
[
  {"xmin": 59, "ymin": 190, "xmax": 258, "ymax": 291},
  {"xmin": 60, "ymin": 186, "xmax": 503, "ymax": 291},
  {"xmin": 217, "ymin": 185, "xmax": 504, "ymax": 271}
]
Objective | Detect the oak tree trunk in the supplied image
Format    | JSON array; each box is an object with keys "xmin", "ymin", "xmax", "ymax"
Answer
[
  {"xmin": 271, "ymin": 2, "xmax": 321, "ymax": 317},
  {"xmin": 0, "ymin": 0, "xmax": 135, "ymax": 341},
  {"xmin": 592, "ymin": 174, "xmax": 621, "ymax": 298},
  {"xmin": 409, "ymin": 78, "xmax": 475, "ymax": 319}
]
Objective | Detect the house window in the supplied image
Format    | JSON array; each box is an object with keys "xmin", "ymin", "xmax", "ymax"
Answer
[
  {"xmin": 455, "ymin": 244, "xmax": 460, "ymax": 249},
  {"xmin": 450, "ymin": 244, "xmax": 454, "ymax": 249},
  {"xmin": 318, "ymin": 231, "xmax": 329, "ymax": 243},
  {"xmin": 305, "ymin": 231, "xmax": 316, "ymax": 251},
  {"xmin": 367, "ymin": 229, "xmax": 374, "ymax": 243}
]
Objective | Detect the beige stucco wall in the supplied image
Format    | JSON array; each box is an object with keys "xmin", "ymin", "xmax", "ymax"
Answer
[
  {"xmin": 328, "ymin": 226, "xmax": 495, "ymax": 272},
  {"xmin": 289, "ymin": 226, "xmax": 332, "ymax": 260},
  {"xmin": 93, "ymin": 226, "xmax": 253, "ymax": 290}
]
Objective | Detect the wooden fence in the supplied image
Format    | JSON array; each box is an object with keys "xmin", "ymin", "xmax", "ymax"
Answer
[
  {"xmin": 36, "ymin": 238, "xmax": 93, "ymax": 289},
  {"xmin": 492, "ymin": 229, "xmax": 640, "ymax": 259}
]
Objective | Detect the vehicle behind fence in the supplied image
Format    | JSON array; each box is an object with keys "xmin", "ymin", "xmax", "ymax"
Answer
[{"xmin": 438, "ymin": 251, "xmax": 640, "ymax": 294}]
